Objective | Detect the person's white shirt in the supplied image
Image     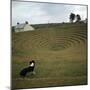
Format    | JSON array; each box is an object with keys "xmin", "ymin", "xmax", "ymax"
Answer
[{"xmin": 29, "ymin": 62, "xmax": 34, "ymax": 67}]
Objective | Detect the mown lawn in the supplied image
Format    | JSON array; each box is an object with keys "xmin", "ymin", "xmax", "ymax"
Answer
[{"xmin": 12, "ymin": 23, "xmax": 87, "ymax": 89}]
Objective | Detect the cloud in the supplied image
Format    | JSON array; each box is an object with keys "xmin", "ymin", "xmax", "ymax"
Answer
[
  {"xmin": 12, "ymin": 1, "xmax": 51, "ymax": 25},
  {"xmin": 12, "ymin": 1, "xmax": 87, "ymax": 26}
]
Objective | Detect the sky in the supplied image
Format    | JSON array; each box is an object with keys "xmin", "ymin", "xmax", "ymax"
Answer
[{"xmin": 12, "ymin": 1, "xmax": 87, "ymax": 26}]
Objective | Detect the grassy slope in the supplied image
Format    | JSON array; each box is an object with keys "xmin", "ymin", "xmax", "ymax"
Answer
[{"xmin": 12, "ymin": 23, "xmax": 87, "ymax": 89}]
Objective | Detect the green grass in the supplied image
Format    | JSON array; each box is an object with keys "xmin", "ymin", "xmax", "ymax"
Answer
[{"xmin": 12, "ymin": 23, "xmax": 87, "ymax": 89}]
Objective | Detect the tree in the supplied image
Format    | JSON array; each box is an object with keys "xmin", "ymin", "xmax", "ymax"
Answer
[
  {"xmin": 76, "ymin": 14, "xmax": 81, "ymax": 22},
  {"xmin": 25, "ymin": 21, "xmax": 28, "ymax": 24},
  {"xmin": 17, "ymin": 22, "xmax": 19, "ymax": 25},
  {"xmin": 69, "ymin": 13, "xmax": 75, "ymax": 23}
]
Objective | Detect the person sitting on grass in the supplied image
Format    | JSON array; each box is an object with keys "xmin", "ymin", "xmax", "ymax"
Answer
[{"xmin": 20, "ymin": 60, "xmax": 35, "ymax": 78}]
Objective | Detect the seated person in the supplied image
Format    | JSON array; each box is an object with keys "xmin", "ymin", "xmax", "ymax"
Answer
[{"xmin": 20, "ymin": 60, "xmax": 35, "ymax": 78}]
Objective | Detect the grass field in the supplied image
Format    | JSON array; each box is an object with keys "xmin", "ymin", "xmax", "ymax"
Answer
[{"xmin": 12, "ymin": 23, "xmax": 87, "ymax": 89}]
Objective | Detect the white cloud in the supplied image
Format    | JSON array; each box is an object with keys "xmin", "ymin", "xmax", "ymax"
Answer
[{"xmin": 12, "ymin": 1, "xmax": 87, "ymax": 26}]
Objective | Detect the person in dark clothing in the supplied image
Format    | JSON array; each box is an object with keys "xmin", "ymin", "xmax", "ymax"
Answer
[{"xmin": 20, "ymin": 60, "xmax": 35, "ymax": 78}]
